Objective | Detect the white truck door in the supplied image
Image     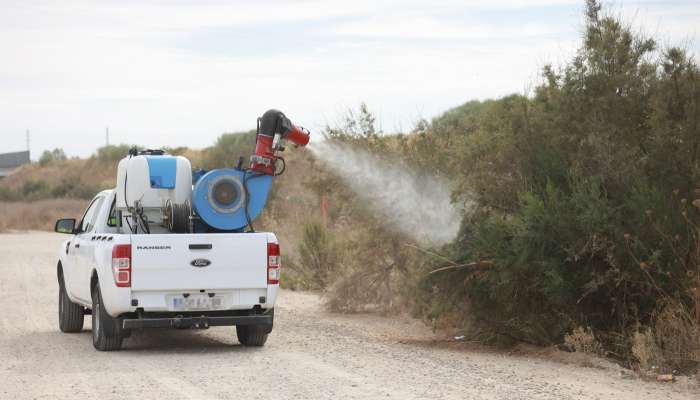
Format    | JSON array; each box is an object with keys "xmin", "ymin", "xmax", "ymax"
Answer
[
  {"xmin": 64, "ymin": 236, "xmax": 82, "ymax": 300},
  {"xmin": 73, "ymin": 196, "xmax": 105, "ymax": 303}
]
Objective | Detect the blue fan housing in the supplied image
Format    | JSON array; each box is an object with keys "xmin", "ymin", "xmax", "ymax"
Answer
[{"xmin": 192, "ymin": 168, "xmax": 272, "ymax": 231}]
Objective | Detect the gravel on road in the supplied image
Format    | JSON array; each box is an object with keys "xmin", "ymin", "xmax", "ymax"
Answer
[{"xmin": 0, "ymin": 232, "xmax": 697, "ymax": 399}]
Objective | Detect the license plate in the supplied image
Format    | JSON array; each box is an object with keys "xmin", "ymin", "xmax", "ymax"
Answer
[{"xmin": 172, "ymin": 295, "xmax": 222, "ymax": 310}]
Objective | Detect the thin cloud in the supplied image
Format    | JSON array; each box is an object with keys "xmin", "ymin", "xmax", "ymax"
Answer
[
  {"xmin": 330, "ymin": 15, "xmax": 558, "ymax": 40},
  {"xmin": 0, "ymin": 0, "xmax": 696, "ymax": 157}
]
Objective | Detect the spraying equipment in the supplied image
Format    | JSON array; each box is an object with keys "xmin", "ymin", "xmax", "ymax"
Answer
[{"xmin": 114, "ymin": 109, "xmax": 310, "ymax": 234}]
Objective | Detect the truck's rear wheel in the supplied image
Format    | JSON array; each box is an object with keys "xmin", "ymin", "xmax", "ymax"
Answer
[
  {"xmin": 58, "ymin": 276, "xmax": 84, "ymax": 333},
  {"xmin": 236, "ymin": 325, "xmax": 268, "ymax": 346},
  {"xmin": 91, "ymin": 282, "xmax": 124, "ymax": 351}
]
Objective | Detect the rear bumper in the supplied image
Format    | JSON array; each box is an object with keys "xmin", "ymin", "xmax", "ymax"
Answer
[
  {"xmin": 122, "ymin": 314, "xmax": 273, "ymax": 330},
  {"xmin": 105, "ymin": 286, "xmax": 279, "ymax": 317}
]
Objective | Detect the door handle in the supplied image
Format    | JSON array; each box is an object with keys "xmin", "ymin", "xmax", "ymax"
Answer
[{"xmin": 75, "ymin": 243, "xmax": 80, "ymax": 248}]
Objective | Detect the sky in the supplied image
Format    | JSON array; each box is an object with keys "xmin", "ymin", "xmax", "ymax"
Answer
[{"xmin": 1, "ymin": 0, "xmax": 698, "ymax": 159}]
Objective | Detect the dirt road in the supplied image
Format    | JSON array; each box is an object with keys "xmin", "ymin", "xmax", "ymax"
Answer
[{"xmin": 0, "ymin": 232, "xmax": 697, "ymax": 399}]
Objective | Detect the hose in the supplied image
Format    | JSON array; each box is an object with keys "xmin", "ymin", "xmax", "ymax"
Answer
[
  {"xmin": 274, "ymin": 156, "xmax": 286, "ymax": 176},
  {"xmin": 242, "ymin": 169, "xmax": 267, "ymax": 233},
  {"xmin": 136, "ymin": 203, "xmax": 150, "ymax": 234},
  {"xmin": 169, "ymin": 202, "xmax": 190, "ymax": 233}
]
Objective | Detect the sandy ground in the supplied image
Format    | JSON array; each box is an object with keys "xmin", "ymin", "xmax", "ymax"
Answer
[{"xmin": 0, "ymin": 232, "xmax": 697, "ymax": 400}]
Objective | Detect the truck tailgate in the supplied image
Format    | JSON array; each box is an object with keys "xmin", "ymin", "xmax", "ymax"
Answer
[{"xmin": 130, "ymin": 233, "xmax": 268, "ymax": 291}]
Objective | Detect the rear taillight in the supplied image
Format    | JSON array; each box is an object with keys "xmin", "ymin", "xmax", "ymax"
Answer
[
  {"xmin": 112, "ymin": 244, "xmax": 131, "ymax": 288},
  {"xmin": 267, "ymin": 242, "xmax": 280, "ymax": 285}
]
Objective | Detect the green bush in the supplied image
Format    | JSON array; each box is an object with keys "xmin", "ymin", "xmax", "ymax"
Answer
[
  {"xmin": 50, "ymin": 177, "xmax": 101, "ymax": 199},
  {"xmin": 0, "ymin": 186, "xmax": 19, "ymax": 201},
  {"xmin": 162, "ymin": 146, "xmax": 190, "ymax": 156},
  {"xmin": 0, "ymin": 177, "xmax": 102, "ymax": 202},
  {"xmin": 94, "ymin": 144, "xmax": 133, "ymax": 162},
  {"xmin": 20, "ymin": 180, "xmax": 50, "ymax": 200},
  {"xmin": 412, "ymin": 0, "xmax": 700, "ymax": 365},
  {"xmin": 294, "ymin": 222, "xmax": 340, "ymax": 290},
  {"xmin": 39, "ymin": 148, "xmax": 67, "ymax": 166},
  {"xmin": 306, "ymin": 0, "xmax": 699, "ymax": 369},
  {"xmin": 201, "ymin": 131, "xmax": 256, "ymax": 169}
]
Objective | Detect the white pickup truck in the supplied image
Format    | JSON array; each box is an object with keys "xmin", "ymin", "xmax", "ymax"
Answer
[{"xmin": 54, "ymin": 189, "xmax": 279, "ymax": 351}]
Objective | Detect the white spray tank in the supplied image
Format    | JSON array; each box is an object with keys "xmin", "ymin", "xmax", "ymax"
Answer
[{"xmin": 115, "ymin": 150, "xmax": 192, "ymax": 233}]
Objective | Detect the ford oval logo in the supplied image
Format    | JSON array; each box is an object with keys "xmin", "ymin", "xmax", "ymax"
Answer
[{"xmin": 190, "ymin": 258, "xmax": 211, "ymax": 268}]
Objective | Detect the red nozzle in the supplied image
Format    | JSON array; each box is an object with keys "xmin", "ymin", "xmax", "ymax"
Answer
[{"xmin": 286, "ymin": 125, "xmax": 310, "ymax": 147}]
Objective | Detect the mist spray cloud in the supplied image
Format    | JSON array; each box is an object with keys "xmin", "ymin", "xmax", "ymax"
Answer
[{"xmin": 307, "ymin": 140, "xmax": 463, "ymax": 246}]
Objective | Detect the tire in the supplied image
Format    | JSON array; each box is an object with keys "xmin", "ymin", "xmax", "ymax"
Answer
[
  {"xmin": 236, "ymin": 325, "xmax": 268, "ymax": 346},
  {"xmin": 58, "ymin": 274, "xmax": 84, "ymax": 333},
  {"xmin": 91, "ymin": 282, "xmax": 124, "ymax": 351}
]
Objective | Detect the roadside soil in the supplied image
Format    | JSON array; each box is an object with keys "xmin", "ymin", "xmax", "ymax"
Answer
[{"xmin": 0, "ymin": 232, "xmax": 697, "ymax": 399}]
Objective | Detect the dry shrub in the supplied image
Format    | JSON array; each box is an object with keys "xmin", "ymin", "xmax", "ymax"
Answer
[
  {"xmin": 564, "ymin": 326, "xmax": 603, "ymax": 355},
  {"xmin": 180, "ymin": 148, "xmax": 207, "ymax": 169},
  {"xmin": 257, "ymin": 150, "xmax": 324, "ymax": 256},
  {"xmin": 631, "ymin": 329, "xmax": 663, "ymax": 371},
  {"xmin": 1, "ymin": 158, "xmax": 116, "ymax": 192},
  {"xmin": 630, "ymin": 300, "xmax": 700, "ymax": 372},
  {"xmin": 325, "ymin": 249, "xmax": 403, "ymax": 314},
  {"xmin": 0, "ymin": 199, "xmax": 86, "ymax": 231},
  {"xmin": 284, "ymin": 218, "xmax": 400, "ymax": 314},
  {"xmin": 292, "ymin": 221, "xmax": 341, "ymax": 290},
  {"xmin": 326, "ymin": 267, "xmax": 398, "ymax": 313},
  {"xmin": 326, "ymin": 268, "xmax": 370, "ymax": 312},
  {"xmin": 324, "ymin": 230, "xmax": 411, "ymax": 314},
  {"xmin": 652, "ymin": 300, "xmax": 700, "ymax": 371}
]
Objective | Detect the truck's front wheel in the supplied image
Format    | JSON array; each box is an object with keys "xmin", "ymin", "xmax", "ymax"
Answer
[
  {"xmin": 91, "ymin": 282, "xmax": 124, "ymax": 351},
  {"xmin": 58, "ymin": 275, "xmax": 84, "ymax": 333}
]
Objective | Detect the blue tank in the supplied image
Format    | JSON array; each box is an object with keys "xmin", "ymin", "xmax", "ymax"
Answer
[{"xmin": 191, "ymin": 168, "xmax": 273, "ymax": 231}]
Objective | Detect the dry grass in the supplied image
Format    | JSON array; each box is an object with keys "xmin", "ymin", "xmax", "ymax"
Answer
[
  {"xmin": 0, "ymin": 199, "xmax": 86, "ymax": 232},
  {"xmin": 564, "ymin": 326, "xmax": 603, "ymax": 355},
  {"xmin": 1, "ymin": 159, "xmax": 117, "ymax": 190},
  {"xmin": 630, "ymin": 300, "xmax": 700, "ymax": 373},
  {"xmin": 631, "ymin": 329, "xmax": 663, "ymax": 371},
  {"xmin": 652, "ymin": 300, "xmax": 700, "ymax": 371},
  {"xmin": 256, "ymin": 149, "xmax": 325, "ymax": 259}
]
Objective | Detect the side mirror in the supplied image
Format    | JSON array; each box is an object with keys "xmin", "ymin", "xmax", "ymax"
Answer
[{"xmin": 55, "ymin": 218, "xmax": 76, "ymax": 234}]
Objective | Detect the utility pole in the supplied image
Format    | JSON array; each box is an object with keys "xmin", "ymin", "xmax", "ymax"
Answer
[
  {"xmin": 25, "ymin": 129, "xmax": 30, "ymax": 156},
  {"xmin": 106, "ymin": 127, "xmax": 110, "ymax": 146}
]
